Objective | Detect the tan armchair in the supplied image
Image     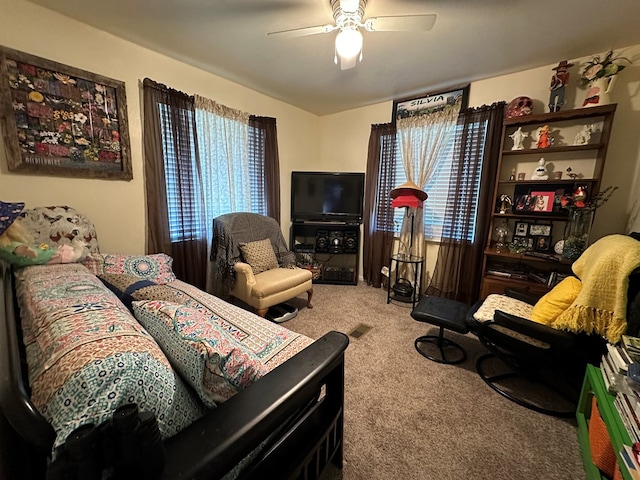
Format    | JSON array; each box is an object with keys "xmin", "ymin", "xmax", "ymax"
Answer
[
  {"xmin": 211, "ymin": 212, "xmax": 313, "ymax": 317},
  {"xmin": 231, "ymin": 261, "xmax": 313, "ymax": 317}
]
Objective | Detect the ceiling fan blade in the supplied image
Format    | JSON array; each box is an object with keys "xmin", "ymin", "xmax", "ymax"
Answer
[
  {"xmin": 364, "ymin": 14, "xmax": 437, "ymax": 32},
  {"xmin": 267, "ymin": 24, "xmax": 336, "ymax": 38}
]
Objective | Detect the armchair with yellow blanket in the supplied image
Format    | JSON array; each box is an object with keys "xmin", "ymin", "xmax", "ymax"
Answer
[{"xmin": 465, "ymin": 234, "xmax": 640, "ymax": 416}]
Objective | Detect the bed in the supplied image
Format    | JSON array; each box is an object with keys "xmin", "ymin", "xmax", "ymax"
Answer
[{"xmin": 0, "ymin": 206, "xmax": 348, "ymax": 480}]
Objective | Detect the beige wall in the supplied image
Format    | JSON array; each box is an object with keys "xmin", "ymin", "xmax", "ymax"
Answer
[
  {"xmin": 1, "ymin": 0, "xmax": 639, "ymax": 268},
  {"xmin": 0, "ymin": 0, "xmax": 320, "ymax": 254},
  {"xmin": 318, "ymin": 47, "xmax": 640, "ymax": 278}
]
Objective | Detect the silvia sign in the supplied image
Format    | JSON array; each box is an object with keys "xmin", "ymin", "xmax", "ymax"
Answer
[{"xmin": 392, "ymin": 85, "xmax": 469, "ymax": 123}]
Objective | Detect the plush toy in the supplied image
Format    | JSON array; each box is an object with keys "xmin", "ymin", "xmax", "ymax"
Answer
[{"xmin": 0, "ymin": 201, "xmax": 87, "ymax": 267}]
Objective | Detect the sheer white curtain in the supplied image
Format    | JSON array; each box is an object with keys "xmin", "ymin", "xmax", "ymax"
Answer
[
  {"xmin": 194, "ymin": 95, "xmax": 251, "ymax": 220},
  {"xmin": 396, "ymin": 106, "xmax": 460, "ymax": 282},
  {"xmin": 194, "ymin": 95, "xmax": 250, "ymax": 290}
]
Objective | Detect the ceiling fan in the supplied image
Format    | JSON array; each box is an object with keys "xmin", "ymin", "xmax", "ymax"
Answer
[{"xmin": 267, "ymin": 0, "xmax": 436, "ymax": 70}]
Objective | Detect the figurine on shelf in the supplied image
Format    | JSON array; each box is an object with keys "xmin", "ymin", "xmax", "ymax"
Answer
[
  {"xmin": 573, "ymin": 124, "xmax": 593, "ymax": 145},
  {"xmin": 494, "ymin": 221, "xmax": 510, "ymax": 253},
  {"xmin": 509, "ymin": 127, "xmax": 528, "ymax": 150},
  {"xmin": 566, "ymin": 167, "xmax": 579, "ymax": 180},
  {"xmin": 535, "ymin": 125, "xmax": 554, "ymax": 149},
  {"xmin": 509, "ymin": 168, "xmax": 516, "ymax": 180},
  {"xmin": 496, "ymin": 194, "xmax": 513, "ymax": 214},
  {"xmin": 531, "ymin": 158, "xmax": 549, "ymax": 180},
  {"xmin": 548, "ymin": 60, "xmax": 574, "ymax": 112}
]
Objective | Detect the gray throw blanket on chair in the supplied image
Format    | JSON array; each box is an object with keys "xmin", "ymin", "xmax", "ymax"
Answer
[{"xmin": 210, "ymin": 212, "xmax": 295, "ymax": 298}]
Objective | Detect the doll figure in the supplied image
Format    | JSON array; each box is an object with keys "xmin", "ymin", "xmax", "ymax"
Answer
[
  {"xmin": 535, "ymin": 125, "xmax": 554, "ymax": 149},
  {"xmin": 549, "ymin": 60, "xmax": 574, "ymax": 113},
  {"xmin": 0, "ymin": 201, "xmax": 87, "ymax": 267}
]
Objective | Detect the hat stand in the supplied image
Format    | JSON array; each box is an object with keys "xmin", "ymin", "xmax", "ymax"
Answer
[{"xmin": 403, "ymin": 207, "xmax": 415, "ymax": 258}]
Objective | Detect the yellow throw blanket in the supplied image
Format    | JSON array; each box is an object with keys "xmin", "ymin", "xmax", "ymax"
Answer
[{"xmin": 553, "ymin": 234, "xmax": 640, "ymax": 343}]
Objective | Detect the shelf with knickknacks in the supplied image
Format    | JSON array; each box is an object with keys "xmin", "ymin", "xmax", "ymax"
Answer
[{"xmin": 480, "ymin": 101, "xmax": 617, "ymax": 299}]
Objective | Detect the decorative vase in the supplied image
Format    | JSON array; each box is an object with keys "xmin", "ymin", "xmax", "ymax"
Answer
[
  {"xmin": 562, "ymin": 209, "xmax": 594, "ymax": 259},
  {"xmin": 582, "ymin": 76, "xmax": 615, "ymax": 107}
]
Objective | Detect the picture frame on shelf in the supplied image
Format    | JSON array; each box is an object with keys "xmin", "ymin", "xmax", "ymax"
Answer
[
  {"xmin": 529, "ymin": 224, "xmax": 552, "ymax": 237},
  {"xmin": 514, "ymin": 221, "xmax": 529, "ymax": 237},
  {"xmin": 534, "ymin": 235, "xmax": 552, "ymax": 252},
  {"xmin": 0, "ymin": 46, "xmax": 132, "ymax": 180},
  {"xmin": 510, "ymin": 236, "xmax": 534, "ymax": 252},
  {"xmin": 514, "ymin": 194, "xmax": 533, "ymax": 211},
  {"xmin": 530, "ymin": 191, "xmax": 555, "ymax": 212},
  {"xmin": 524, "ymin": 237, "xmax": 535, "ymax": 251}
]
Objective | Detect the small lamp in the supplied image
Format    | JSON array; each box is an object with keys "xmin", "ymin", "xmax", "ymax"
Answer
[{"xmin": 390, "ymin": 181, "xmax": 427, "ymax": 257}]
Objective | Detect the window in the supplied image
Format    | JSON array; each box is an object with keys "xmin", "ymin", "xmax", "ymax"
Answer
[
  {"xmin": 247, "ymin": 125, "xmax": 267, "ymax": 216},
  {"xmin": 159, "ymin": 104, "xmax": 204, "ymax": 243},
  {"xmin": 385, "ymin": 119, "xmax": 488, "ymax": 242},
  {"xmin": 159, "ymin": 105, "xmax": 268, "ymax": 243}
]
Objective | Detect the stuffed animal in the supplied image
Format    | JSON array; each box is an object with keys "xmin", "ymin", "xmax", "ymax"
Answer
[{"xmin": 0, "ymin": 201, "xmax": 87, "ymax": 267}]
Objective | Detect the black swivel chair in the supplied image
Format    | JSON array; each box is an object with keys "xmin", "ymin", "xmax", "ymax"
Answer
[{"xmin": 465, "ymin": 267, "xmax": 640, "ymax": 417}]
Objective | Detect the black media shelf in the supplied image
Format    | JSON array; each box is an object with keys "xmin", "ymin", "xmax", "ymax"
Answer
[{"xmin": 290, "ymin": 222, "xmax": 360, "ymax": 286}]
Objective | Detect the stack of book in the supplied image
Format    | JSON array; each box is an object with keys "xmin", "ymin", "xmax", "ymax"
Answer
[
  {"xmin": 601, "ymin": 343, "xmax": 632, "ymax": 394},
  {"xmin": 623, "ymin": 335, "xmax": 640, "ymax": 362},
  {"xmin": 486, "ymin": 262, "xmax": 528, "ymax": 280},
  {"xmin": 598, "ymin": 335, "xmax": 640, "ymax": 480},
  {"xmin": 619, "ymin": 443, "xmax": 640, "ymax": 480},
  {"xmin": 615, "ymin": 387, "xmax": 640, "ymax": 444}
]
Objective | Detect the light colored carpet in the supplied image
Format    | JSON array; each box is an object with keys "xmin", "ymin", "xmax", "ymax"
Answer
[{"xmin": 281, "ymin": 283, "xmax": 587, "ymax": 480}]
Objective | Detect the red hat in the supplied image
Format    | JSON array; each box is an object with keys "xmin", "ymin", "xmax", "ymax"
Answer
[{"xmin": 390, "ymin": 181, "xmax": 427, "ymax": 202}]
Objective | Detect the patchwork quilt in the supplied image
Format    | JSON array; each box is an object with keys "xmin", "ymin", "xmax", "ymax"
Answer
[{"xmin": 14, "ymin": 264, "xmax": 205, "ymax": 450}]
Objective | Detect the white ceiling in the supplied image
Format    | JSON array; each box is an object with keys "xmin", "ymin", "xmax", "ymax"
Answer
[{"xmin": 27, "ymin": 0, "xmax": 640, "ymax": 116}]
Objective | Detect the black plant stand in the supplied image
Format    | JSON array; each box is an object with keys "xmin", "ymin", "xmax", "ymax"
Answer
[{"xmin": 387, "ymin": 254, "xmax": 423, "ymax": 309}]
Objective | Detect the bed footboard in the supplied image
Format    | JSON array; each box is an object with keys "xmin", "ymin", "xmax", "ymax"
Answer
[
  {"xmin": 0, "ymin": 261, "xmax": 349, "ymax": 480},
  {"xmin": 162, "ymin": 330, "xmax": 349, "ymax": 480}
]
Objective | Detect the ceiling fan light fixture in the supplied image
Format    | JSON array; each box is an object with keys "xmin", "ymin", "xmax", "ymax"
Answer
[
  {"xmin": 340, "ymin": 0, "xmax": 360, "ymax": 14},
  {"xmin": 335, "ymin": 27, "xmax": 363, "ymax": 66}
]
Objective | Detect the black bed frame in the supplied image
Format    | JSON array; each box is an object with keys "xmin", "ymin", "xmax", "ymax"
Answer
[{"xmin": 0, "ymin": 261, "xmax": 349, "ymax": 479}]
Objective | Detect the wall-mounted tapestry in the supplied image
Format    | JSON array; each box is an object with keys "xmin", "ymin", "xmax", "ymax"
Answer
[{"xmin": 0, "ymin": 46, "xmax": 132, "ymax": 180}]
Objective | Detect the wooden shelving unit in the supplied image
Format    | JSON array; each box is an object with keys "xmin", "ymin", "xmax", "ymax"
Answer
[{"xmin": 479, "ymin": 104, "xmax": 617, "ymax": 299}]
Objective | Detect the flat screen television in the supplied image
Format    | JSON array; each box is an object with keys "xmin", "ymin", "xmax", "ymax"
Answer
[{"xmin": 291, "ymin": 171, "xmax": 364, "ymax": 223}]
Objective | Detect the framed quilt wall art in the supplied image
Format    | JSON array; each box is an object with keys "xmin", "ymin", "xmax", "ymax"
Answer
[{"xmin": 0, "ymin": 46, "xmax": 132, "ymax": 180}]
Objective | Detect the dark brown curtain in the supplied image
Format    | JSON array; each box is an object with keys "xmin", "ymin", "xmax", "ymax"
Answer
[
  {"xmin": 363, "ymin": 123, "xmax": 397, "ymax": 287},
  {"xmin": 142, "ymin": 78, "xmax": 208, "ymax": 289},
  {"xmin": 426, "ymin": 102, "xmax": 505, "ymax": 304},
  {"xmin": 249, "ymin": 116, "xmax": 281, "ymax": 223}
]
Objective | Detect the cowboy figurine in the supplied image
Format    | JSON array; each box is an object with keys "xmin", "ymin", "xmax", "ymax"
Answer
[
  {"xmin": 0, "ymin": 200, "xmax": 86, "ymax": 267},
  {"xmin": 549, "ymin": 60, "xmax": 574, "ymax": 112}
]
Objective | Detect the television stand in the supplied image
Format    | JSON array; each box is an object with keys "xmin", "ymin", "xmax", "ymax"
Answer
[{"xmin": 290, "ymin": 222, "xmax": 360, "ymax": 286}]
